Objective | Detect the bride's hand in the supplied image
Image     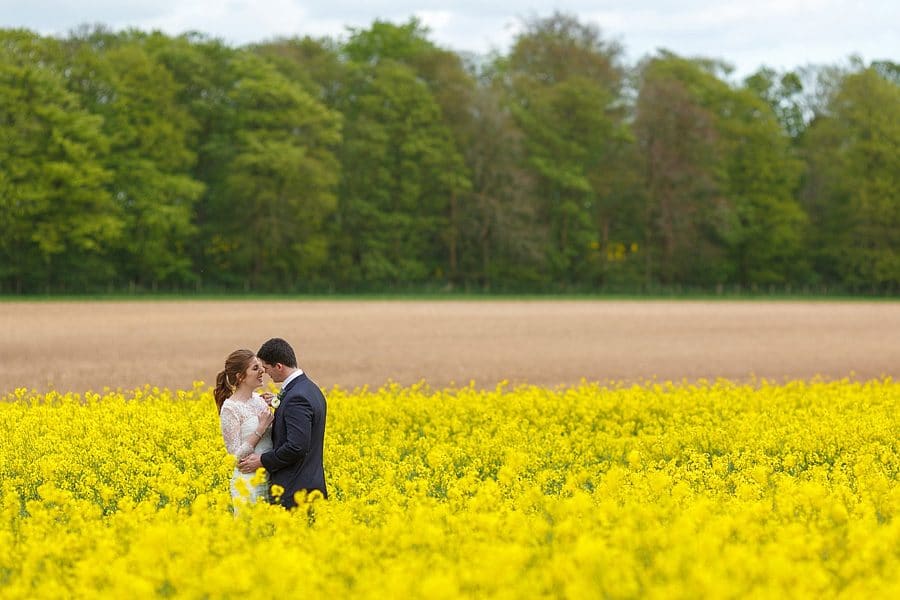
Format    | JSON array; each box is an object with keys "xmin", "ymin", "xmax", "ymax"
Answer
[
  {"xmin": 260, "ymin": 392, "xmax": 275, "ymax": 406},
  {"xmin": 257, "ymin": 407, "xmax": 274, "ymax": 429}
]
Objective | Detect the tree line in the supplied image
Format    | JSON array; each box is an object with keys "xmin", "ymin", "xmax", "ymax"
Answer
[{"xmin": 1, "ymin": 14, "xmax": 897, "ymax": 294}]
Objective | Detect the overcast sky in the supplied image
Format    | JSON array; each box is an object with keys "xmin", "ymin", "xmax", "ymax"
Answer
[{"xmin": 2, "ymin": 1, "xmax": 897, "ymax": 78}]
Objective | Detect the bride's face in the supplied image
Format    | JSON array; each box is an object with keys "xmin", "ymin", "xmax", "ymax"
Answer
[{"xmin": 240, "ymin": 358, "xmax": 265, "ymax": 390}]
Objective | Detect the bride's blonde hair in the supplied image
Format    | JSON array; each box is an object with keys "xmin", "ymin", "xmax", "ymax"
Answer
[{"xmin": 214, "ymin": 349, "xmax": 255, "ymax": 413}]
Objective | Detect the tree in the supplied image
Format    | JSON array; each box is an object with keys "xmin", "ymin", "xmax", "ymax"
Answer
[
  {"xmin": 142, "ymin": 33, "xmax": 242, "ymax": 289},
  {"xmin": 722, "ymin": 85, "xmax": 807, "ymax": 285},
  {"xmin": 251, "ymin": 35, "xmax": 346, "ymax": 104},
  {"xmin": 500, "ymin": 12, "xmax": 633, "ymax": 286},
  {"xmin": 455, "ymin": 80, "xmax": 544, "ymax": 289},
  {"xmin": 340, "ymin": 19, "xmax": 473, "ymax": 286},
  {"xmin": 802, "ymin": 66, "xmax": 900, "ymax": 289},
  {"xmin": 332, "ymin": 58, "xmax": 463, "ymax": 286},
  {"xmin": 744, "ymin": 67, "xmax": 807, "ymax": 139},
  {"xmin": 217, "ymin": 53, "xmax": 342, "ymax": 290},
  {"xmin": 62, "ymin": 28, "xmax": 205, "ymax": 289},
  {"xmin": 0, "ymin": 30, "xmax": 121, "ymax": 292},
  {"xmin": 634, "ymin": 55, "xmax": 726, "ymax": 285},
  {"xmin": 635, "ymin": 53, "xmax": 808, "ymax": 287}
]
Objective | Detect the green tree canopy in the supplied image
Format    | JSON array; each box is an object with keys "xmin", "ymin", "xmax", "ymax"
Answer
[
  {"xmin": 0, "ymin": 31, "xmax": 121, "ymax": 292},
  {"xmin": 803, "ymin": 67, "xmax": 900, "ymax": 289}
]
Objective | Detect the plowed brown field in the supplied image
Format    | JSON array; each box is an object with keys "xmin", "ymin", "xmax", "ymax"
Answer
[{"xmin": 1, "ymin": 300, "xmax": 897, "ymax": 394}]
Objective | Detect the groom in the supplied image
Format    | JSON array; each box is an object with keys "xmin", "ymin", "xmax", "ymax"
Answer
[{"xmin": 239, "ymin": 337, "xmax": 328, "ymax": 507}]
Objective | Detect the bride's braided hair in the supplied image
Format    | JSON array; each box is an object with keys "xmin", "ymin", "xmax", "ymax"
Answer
[{"xmin": 214, "ymin": 349, "xmax": 255, "ymax": 413}]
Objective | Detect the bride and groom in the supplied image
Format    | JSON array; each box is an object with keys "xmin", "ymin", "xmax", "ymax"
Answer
[{"xmin": 214, "ymin": 337, "xmax": 327, "ymax": 510}]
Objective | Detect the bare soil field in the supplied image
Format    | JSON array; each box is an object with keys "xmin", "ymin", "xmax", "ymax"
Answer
[{"xmin": 1, "ymin": 299, "xmax": 897, "ymax": 394}]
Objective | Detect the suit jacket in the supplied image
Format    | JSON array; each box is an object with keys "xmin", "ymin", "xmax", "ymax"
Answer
[{"xmin": 260, "ymin": 372, "xmax": 328, "ymax": 507}]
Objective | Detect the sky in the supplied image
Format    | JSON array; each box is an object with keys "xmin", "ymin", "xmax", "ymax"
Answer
[{"xmin": 1, "ymin": 1, "xmax": 897, "ymax": 78}]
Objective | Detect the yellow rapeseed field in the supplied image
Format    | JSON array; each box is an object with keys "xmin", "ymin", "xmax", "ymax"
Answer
[{"xmin": 2, "ymin": 379, "xmax": 899, "ymax": 598}]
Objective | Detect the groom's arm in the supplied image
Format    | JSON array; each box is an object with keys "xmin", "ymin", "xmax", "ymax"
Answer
[{"xmin": 260, "ymin": 395, "xmax": 313, "ymax": 472}]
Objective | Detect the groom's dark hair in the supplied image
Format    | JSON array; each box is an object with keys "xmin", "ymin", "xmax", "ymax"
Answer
[{"xmin": 258, "ymin": 337, "xmax": 298, "ymax": 368}]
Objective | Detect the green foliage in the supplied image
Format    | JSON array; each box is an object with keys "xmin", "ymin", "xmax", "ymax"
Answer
[
  {"xmin": 0, "ymin": 20, "xmax": 896, "ymax": 294},
  {"xmin": 634, "ymin": 55, "xmax": 728, "ymax": 284},
  {"xmin": 744, "ymin": 67, "xmax": 807, "ymax": 138},
  {"xmin": 634, "ymin": 54, "xmax": 811, "ymax": 286},
  {"xmin": 802, "ymin": 67, "xmax": 900, "ymax": 289},
  {"xmin": 217, "ymin": 53, "xmax": 341, "ymax": 289},
  {"xmin": 324, "ymin": 21, "xmax": 471, "ymax": 288},
  {"xmin": 0, "ymin": 30, "xmax": 121, "ymax": 292},
  {"xmin": 333, "ymin": 58, "xmax": 464, "ymax": 285},
  {"xmin": 502, "ymin": 13, "xmax": 633, "ymax": 285},
  {"xmin": 62, "ymin": 30, "xmax": 205, "ymax": 287},
  {"xmin": 722, "ymin": 86, "xmax": 808, "ymax": 285}
]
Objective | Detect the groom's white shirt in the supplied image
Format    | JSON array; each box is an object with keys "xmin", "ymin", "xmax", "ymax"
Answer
[{"xmin": 281, "ymin": 368, "xmax": 303, "ymax": 390}]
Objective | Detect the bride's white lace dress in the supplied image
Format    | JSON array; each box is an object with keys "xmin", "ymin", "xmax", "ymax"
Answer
[{"xmin": 219, "ymin": 393, "xmax": 273, "ymax": 504}]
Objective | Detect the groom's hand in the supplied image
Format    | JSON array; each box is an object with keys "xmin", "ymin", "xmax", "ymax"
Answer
[{"xmin": 239, "ymin": 454, "xmax": 263, "ymax": 473}]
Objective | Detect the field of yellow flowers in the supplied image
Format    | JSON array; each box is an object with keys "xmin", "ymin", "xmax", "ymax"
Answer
[{"xmin": 2, "ymin": 379, "xmax": 899, "ymax": 598}]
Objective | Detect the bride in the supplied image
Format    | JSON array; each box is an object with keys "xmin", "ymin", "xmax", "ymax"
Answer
[{"xmin": 214, "ymin": 349, "xmax": 274, "ymax": 506}]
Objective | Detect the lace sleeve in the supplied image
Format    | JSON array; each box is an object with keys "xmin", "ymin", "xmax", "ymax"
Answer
[{"xmin": 219, "ymin": 403, "xmax": 255, "ymax": 458}]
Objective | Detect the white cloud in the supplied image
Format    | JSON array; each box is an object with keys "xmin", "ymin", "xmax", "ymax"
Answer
[
  {"xmin": 412, "ymin": 9, "xmax": 454, "ymax": 31},
  {"xmin": 135, "ymin": 0, "xmax": 310, "ymax": 43}
]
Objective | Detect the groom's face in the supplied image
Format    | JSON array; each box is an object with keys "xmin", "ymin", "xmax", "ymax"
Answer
[{"xmin": 261, "ymin": 361, "xmax": 285, "ymax": 383}]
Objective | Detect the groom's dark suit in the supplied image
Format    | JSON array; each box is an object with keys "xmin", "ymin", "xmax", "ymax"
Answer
[{"xmin": 260, "ymin": 372, "xmax": 328, "ymax": 508}]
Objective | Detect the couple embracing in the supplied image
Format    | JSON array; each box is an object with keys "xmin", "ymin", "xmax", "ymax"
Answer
[{"xmin": 214, "ymin": 337, "xmax": 327, "ymax": 510}]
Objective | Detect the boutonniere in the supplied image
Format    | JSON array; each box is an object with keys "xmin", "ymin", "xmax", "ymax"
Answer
[{"xmin": 271, "ymin": 389, "xmax": 285, "ymax": 409}]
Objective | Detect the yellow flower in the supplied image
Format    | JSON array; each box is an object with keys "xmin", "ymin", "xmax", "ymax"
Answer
[
  {"xmin": 250, "ymin": 468, "xmax": 267, "ymax": 487},
  {"xmin": 1, "ymin": 378, "xmax": 898, "ymax": 597}
]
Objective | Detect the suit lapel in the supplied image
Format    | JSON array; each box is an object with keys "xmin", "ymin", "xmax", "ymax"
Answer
[{"xmin": 276, "ymin": 373, "xmax": 306, "ymax": 421}]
